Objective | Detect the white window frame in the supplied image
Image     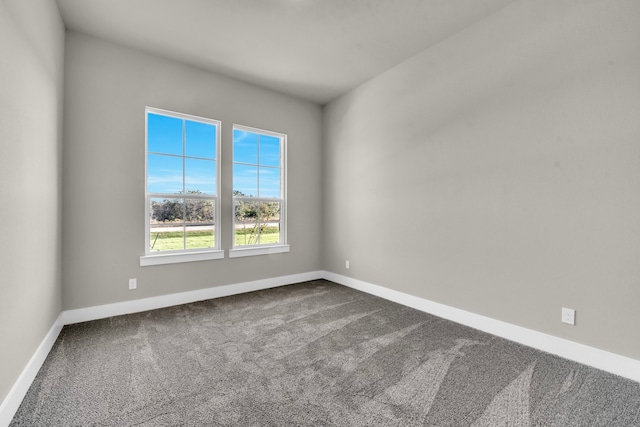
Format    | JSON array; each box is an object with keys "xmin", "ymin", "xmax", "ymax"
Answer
[
  {"xmin": 140, "ymin": 107, "xmax": 223, "ymax": 266},
  {"xmin": 229, "ymin": 124, "xmax": 289, "ymax": 258}
]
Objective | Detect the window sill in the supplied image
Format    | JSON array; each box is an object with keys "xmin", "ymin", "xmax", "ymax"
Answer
[
  {"xmin": 229, "ymin": 245, "xmax": 290, "ymax": 258},
  {"xmin": 140, "ymin": 249, "xmax": 224, "ymax": 266}
]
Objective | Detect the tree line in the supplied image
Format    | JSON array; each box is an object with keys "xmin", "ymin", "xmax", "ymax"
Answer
[{"xmin": 150, "ymin": 190, "xmax": 279, "ymax": 224}]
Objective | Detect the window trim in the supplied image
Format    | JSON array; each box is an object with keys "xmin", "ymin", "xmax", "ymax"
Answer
[
  {"xmin": 141, "ymin": 107, "xmax": 223, "ymax": 266},
  {"xmin": 140, "ymin": 250, "xmax": 224, "ymax": 266},
  {"xmin": 229, "ymin": 124, "xmax": 288, "ymax": 258},
  {"xmin": 228, "ymin": 244, "xmax": 290, "ymax": 258}
]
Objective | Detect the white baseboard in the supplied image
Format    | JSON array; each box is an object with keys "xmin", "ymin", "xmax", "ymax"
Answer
[
  {"xmin": 323, "ymin": 271, "xmax": 640, "ymax": 383},
  {"xmin": 62, "ymin": 271, "xmax": 324, "ymax": 325},
  {"xmin": 0, "ymin": 314, "xmax": 64, "ymax": 427}
]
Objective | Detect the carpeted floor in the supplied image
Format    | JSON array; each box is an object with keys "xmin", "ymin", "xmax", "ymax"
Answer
[{"xmin": 11, "ymin": 280, "xmax": 640, "ymax": 426}]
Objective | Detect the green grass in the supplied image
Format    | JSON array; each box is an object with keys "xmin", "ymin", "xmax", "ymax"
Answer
[
  {"xmin": 234, "ymin": 228, "xmax": 281, "ymax": 246},
  {"xmin": 150, "ymin": 230, "xmax": 214, "ymax": 252},
  {"xmin": 150, "ymin": 227, "xmax": 281, "ymax": 252}
]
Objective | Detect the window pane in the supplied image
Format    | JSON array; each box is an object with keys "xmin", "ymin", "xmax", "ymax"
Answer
[
  {"xmin": 149, "ymin": 198, "xmax": 184, "ymax": 252},
  {"xmin": 185, "ymin": 198, "xmax": 215, "ymax": 223},
  {"xmin": 148, "ymin": 113, "xmax": 182, "ymax": 155},
  {"xmin": 233, "ymin": 164, "xmax": 258, "ymax": 197},
  {"xmin": 185, "ymin": 198, "xmax": 215, "ymax": 250},
  {"xmin": 150, "ymin": 197, "xmax": 184, "ymax": 223},
  {"xmin": 148, "ymin": 154, "xmax": 183, "ymax": 194},
  {"xmin": 235, "ymin": 200, "xmax": 259, "ymax": 246},
  {"xmin": 185, "ymin": 158, "xmax": 216, "ymax": 195},
  {"xmin": 259, "ymin": 167, "xmax": 281, "ymax": 198},
  {"xmin": 233, "ymin": 129, "xmax": 258, "ymax": 164},
  {"xmin": 185, "ymin": 224, "xmax": 215, "ymax": 249},
  {"xmin": 259, "ymin": 135, "xmax": 281, "ymax": 167},
  {"xmin": 260, "ymin": 201, "xmax": 281, "ymax": 244},
  {"xmin": 186, "ymin": 120, "xmax": 216, "ymax": 159}
]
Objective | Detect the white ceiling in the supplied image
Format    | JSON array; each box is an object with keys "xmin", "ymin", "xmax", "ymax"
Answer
[{"xmin": 55, "ymin": 0, "xmax": 516, "ymax": 105}]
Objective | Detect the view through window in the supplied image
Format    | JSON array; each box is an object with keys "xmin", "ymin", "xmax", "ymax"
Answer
[
  {"xmin": 145, "ymin": 108, "xmax": 220, "ymax": 254},
  {"xmin": 232, "ymin": 125, "xmax": 286, "ymax": 249}
]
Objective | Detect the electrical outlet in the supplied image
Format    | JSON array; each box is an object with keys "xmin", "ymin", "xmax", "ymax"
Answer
[
  {"xmin": 561, "ymin": 307, "xmax": 575, "ymax": 325},
  {"xmin": 129, "ymin": 278, "xmax": 137, "ymax": 290},
  {"xmin": 346, "ymin": 260, "xmax": 350, "ymax": 269}
]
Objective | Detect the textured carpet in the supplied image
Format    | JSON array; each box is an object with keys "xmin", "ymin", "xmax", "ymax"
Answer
[{"xmin": 11, "ymin": 280, "xmax": 640, "ymax": 426}]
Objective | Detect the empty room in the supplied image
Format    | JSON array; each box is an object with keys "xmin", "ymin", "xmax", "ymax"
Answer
[{"xmin": 1, "ymin": 0, "xmax": 640, "ymax": 425}]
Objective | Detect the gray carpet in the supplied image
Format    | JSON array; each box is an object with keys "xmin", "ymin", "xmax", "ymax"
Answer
[{"xmin": 10, "ymin": 280, "xmax": 640, "ymax": 426}]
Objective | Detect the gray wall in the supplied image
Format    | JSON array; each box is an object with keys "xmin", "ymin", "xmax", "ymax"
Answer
[
  {"xmin": 323, "ymin": 0, "xmax": 640, "ymax": 359},
  {"xmin": 62, "ymin": 32, "xmax": 323, "ymax": 310},
  {"xmin": 0, "ymin": 0, "xmax": 65, "ymax": 404}
]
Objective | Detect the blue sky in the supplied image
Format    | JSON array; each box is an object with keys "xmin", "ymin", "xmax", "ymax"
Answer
[
  {"xmin": 147, "ymin": 113, "xmax": 217, "ymax": 195},
  {"xmin": 233, "ymin": 128, "xmax": 281, "ymax": 198},
  {"xmin": 147, "ymin": 113, "xmax": 282, "ymax": 198}
]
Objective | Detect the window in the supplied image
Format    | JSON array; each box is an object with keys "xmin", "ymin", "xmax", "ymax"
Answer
[
  {"xmin": 231, "ymin": 125, "xmax": 289, "ymax": 257},
  {"xmin": 141, "ymin": 107, "xmax": 223, "ymax": 266}
]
